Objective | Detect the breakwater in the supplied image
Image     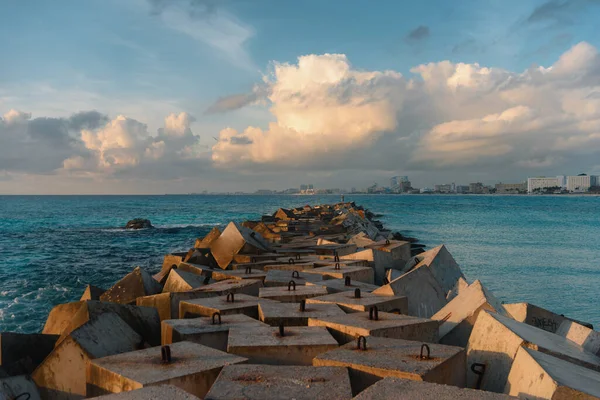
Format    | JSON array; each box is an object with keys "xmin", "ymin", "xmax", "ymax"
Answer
[{"xmin": 1, "ymin": 201, "xmax": 599, "ymax": 399}]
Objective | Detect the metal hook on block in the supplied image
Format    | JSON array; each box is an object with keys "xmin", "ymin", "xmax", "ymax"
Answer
[
  {"xmin": 471, "ymin": 363, "xmax": 487, "ymax": 390},
  {"xmin": 288, "ymin": 280, "xmax": 296, "ymax": 291},
  {"xmin": 292, "ymin": 270, "xmax": 300, "ymax": 279},
  {"xmin": 420, "ymin": 344, "xmax": 430, "ymax": 360},
  {"xmin": 334, "ymin": 263, "xmax": 341, "ymax": 270},
  {"xmin": 369, "ymin": 306, "xmax": 379, "ymax": 321},
  {"xmin": 279, "ymin": 322, "xmax": 285, "ymax": 337},
  {"xmin": 357, "ymin": 335, "xmax": 367, "ymax": 351},
  {"xmin": 212, "ymin": 312, "xmax": 222, "ymax": 325},
  {"xmin": 288, "ymin": 258, "xmax": 295, "ymax": 265},
  {"xmin": 226, "ymin": 293, "xmax": 235, "ymax": 303},
  {"xmin": 161, "ymin": 345, "xmax": 172, "ymax": 363},
  {"xmin": 245, "ymin": 266, "xmax": 252, "ymax": 274},
  {"xmin": 354, "ymin": 288, "xmax": 361, "ymax": 298},
  {"xmin": 344, "ymin": 276, "xmax": 351, "ymax": 286},
  {"xmin": 299, "ymin": 299, "xmax": 306, "ymax": 312}
]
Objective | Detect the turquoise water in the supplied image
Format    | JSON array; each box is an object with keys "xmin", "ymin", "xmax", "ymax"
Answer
[{"xmin": 1, "ymin": 194, "xmax": 599, "ymax": 332}]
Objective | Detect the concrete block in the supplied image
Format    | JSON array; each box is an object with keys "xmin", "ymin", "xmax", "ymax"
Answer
[
  {"xmin": 136, "ymin": 292, "xmax": 215, "ymax": 322},
  {"xmin": 364, "ymin": 240, "xmax": 411, "ymax": 283},
  {"xmin": 406, "ymin": 245, "xmax": 465, "ymax": 294},
  {"xmin": 87, "ymin": 341, "xmax": 247, "ymax": 399},
  {"xmin": 312, "ymin": 243, "xmax": 358, "ymax": 256},
  {"xmin": 347, "ymin": 232, "xmax": 376, "ymax": 247},
  {"xmin": 466, "ymin": 310, "xmax": 600, "ymax": 393},
  {"xmin": 306, "ymin": 278, "xmax": 379, "ymax": 294},
  {"xmin": 354, "ymin": 377, "xmax": 517, "ymax": 400},
  {"xmin": 304, "ymin": 265, "xmax": 374, "ymax": 284},
  {"xmin": 264, "ymin": 269, "xmax": 325, "ymax": 287},
  {"xmin": 211, "ymin": 269, "xmax": 267, "ymax": 282},
  {"xmin": 80, "ymin": 285, "xmax": 106, "ymax": 301},
  {"xmin": 446, "ymin": 276, "xmax": 469, "ymax": 301},
  {"xmin": 195, "ymin": 226, "xmax": 221, "ymax": 248},
  {"xmin": 314, "ymin": 337, "xmax": 466, "ymax": 395},
  {"xmin": 100, "ymin": 267, "xmax": 163, "ymax": 305},
  {"xmin": 504, "ymin": 302, "xmax": 591, "ymax": 333},
  {"xmin": 210, "ymin": 222, "xmax": 270, "ymax": 269},
  {"xmin": 556, "ymin": 320, "xmax": 600, "ymax": 357},
  {"xmin": 32, "ymin": 313, "xmax": 143, "ymax": 400},
  {"xmin": 308, "ymin": 311, "xmax": 438, "ymax": 345},
  {"xmin": 431, "ymin": 280, "xmax": 510, "ymax": 347},
  {"xmin": 505, "ymin": 347, "xmax": 600, "ymax": 399},
  {"xmin": 263, "ymin": 262, "xmax": 316, "ymax": 272},
  {"xmin": 193, "ymin": 278, "xmax": 263, "ymax": 297},
  {"xmin": 179, "ymin": 293, "xmax": 277, "ymax": 319},
  {"xmin": 88, "ymin": 385, "xmax": 200, "ymax": 399},
  {"xmin": 373, "ymin": 265, "xmax": 447, "ymax": 318},
  {"xmin": 258, "ymin": 301, "xmax": 345, "ymax": 327},
  {"xmin": 307, "ymin": 291, "xmax": 408, "ymax": 314},
  {"xmin": 0, "ymin": 332, "xmax": 59, "ymax": 375},
  {"xmin": 162, "ymin": 269, "xmax": 212, "ymax": 293},
  {"xmin": 0, "ymin": 375, "xmax": 42, "ymax": 400},
  {"xmin": 258, "ymin": 285, "xmax": 329, "ymax": 303},
  {"xmin": 205, "ymin": 364, "xmax": 352, "ymax": 400},
  {"xmin": 153, "ymin": 253, "xmax": 188, "ymax": 284},
  {"xmin": 55, "ymin": 301, "xmax": 161, "ymax": 347},
  {"xmin": 227, "ymin": 326, "xmax": 338, "ymax": 365},
  {"xmin": 176, "ymin": 261, "xmax": 214, "ymax": 277},
  {"xmin": 161, "ymin": 314, "xmax": 268, "ymax": 351},
  {"xmin": 232, "ymin": 253, "xmax": 280, "ymax": 263},
  {"xmin": 42, "ymin": 302, "xmax": 85, "ymax": 335}
]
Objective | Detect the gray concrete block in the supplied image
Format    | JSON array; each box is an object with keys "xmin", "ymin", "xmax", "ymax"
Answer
[
  {"xmin": 101, "ymin": 267, "xmax": 162, "ymax": 305},
  {"xmin": 205, "ymin": 364, "xmax": 352, "ymax": 400}
]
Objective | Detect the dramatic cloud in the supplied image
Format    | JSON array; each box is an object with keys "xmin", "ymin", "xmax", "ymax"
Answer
[
  {"xmin": 0, "ymin": 109, "xmax": 208, "ymax": 179},
  {"xmin": 5, "ymin": 42, "xmax": 600, "ymax": 193},
  {"xmin": 406, "ymin": 25, "xmax": 430, "ymax": 41},
  {"xmin": 204, "ymin": 85, "xmax": 269, "ymax": 114},
  {"xmin": 211, "ymin": 42, "xmax": 600, "ymax": 178}
]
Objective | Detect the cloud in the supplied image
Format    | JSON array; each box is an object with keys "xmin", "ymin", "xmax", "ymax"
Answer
[
  {"xmin": 210, "ymin": 42, "xmax": 600, "ymax": 180},
  {"xmin": 0, "ymin": 109, "xmax": 209, "ymax": 180},
  {"xmin": 204, "ymin": 85, "xmax": 269, "ymax": 114},
  {"xmin": 146, "ymin": 0, "xmax": 255, "ymax": 69},
  {"xmin": 527, "ymin": 0, "xmax": 600, "ymax": 25},
  {"xmin": 406, "ymin": 25, "xmax": 430, "ymax": 41}
]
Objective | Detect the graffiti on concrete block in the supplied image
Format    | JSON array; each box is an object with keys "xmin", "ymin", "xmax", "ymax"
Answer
[{"xmin": 531, "ymin": 316, "xmax": 559, "ymax": 332}]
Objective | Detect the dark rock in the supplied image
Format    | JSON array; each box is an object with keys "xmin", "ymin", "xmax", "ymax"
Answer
[{"xmin": 124, "ymin": 218, "xmax": 153, "ymax": 229}]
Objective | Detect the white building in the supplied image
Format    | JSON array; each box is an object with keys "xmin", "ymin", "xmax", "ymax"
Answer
[
  {"xmin": 567, "ymin": 175, "xmax": 598, "ymax": 192},
  {"xmin": 556, "ymin": 175, "xmax": 567, "ymax": 188},
  {"xmin": 527, "ymin": 177, "xmax": 561, "ymax": 193}
]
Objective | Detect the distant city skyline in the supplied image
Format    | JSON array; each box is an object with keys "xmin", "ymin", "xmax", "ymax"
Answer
[{"xmin": 3, "ymin": 1, "xmax": 600, "ymax": 194}]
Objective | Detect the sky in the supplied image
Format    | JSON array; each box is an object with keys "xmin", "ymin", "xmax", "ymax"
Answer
[{"xmin": 2, "ymin": 0, "xmax": 600, "ymax": 193}]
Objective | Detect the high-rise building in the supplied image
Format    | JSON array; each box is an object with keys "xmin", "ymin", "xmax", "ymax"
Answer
[
  {"xmin": 527, "ymin": 177, "xmax": 561, "ymax": 193},
  {"xmin": 390, "ymin": 176, "xmax": 399, "ymax": 188},
  {"xmin": 308, "ymin": 184, "xmax": 314, "ymax": 190},
  {"xmin": 300, "ymin": 184, "xmax": 308, "ymax": 191},
  {"xmin": 495, "ymin": 182, "xmax": 527, "ymax": 194},
  {"xmin": 469, "ymin": 182, "xmax": 484, "ymax": 194},
  {"xmin": 456, "ymin": 185, "xmax": 470, "ymax": 194},
  {"xmin": 567, "ymin": 174, "xmax": 598, "ymax": 192}
]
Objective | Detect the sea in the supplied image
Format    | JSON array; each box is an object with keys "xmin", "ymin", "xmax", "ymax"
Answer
[{"xmin": 1, "ymin": 194, "xmax": 599, "ymax": 333}]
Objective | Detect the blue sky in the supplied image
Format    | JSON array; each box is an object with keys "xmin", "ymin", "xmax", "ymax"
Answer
[{"xmin": 2, "ymin": 0, "xmax": 600, "ymax": 193}]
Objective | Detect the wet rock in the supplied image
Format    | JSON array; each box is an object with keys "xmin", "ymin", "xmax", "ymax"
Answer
[{"xmin": 124, "ymin": 218, "xmax": 153, "ymax": 229}]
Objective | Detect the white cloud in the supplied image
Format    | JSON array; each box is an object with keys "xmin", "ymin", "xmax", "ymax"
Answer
[{"xmin": 211, "ymin": 42, "xmax": 600, "ymax": 178}]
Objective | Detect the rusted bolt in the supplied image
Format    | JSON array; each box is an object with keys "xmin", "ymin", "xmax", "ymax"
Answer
[
  {"xmin": 354, "ymin": 288, "xmax": 361, "ymax": 298},
  {"xmin": 334, "ymin": 254, "xmax": 340, "ymax": 263},
  {"xmin": 471, "ymin": 363, "xmax": 486, "ymax": 390},
  {"xmin": 299, "ymin": 299, "xmax": 306, "ymax": 312},
  {"xmin": 357, "ymin": 335, "xmax": 367, "ymax": 351},
  {"xmin": 420, "ymin": 344, "xmax": 430, "ymax": 360},
  {"xmin": 245, "ymin": 266, "xmax": 252, "ymax": 274},
  {"xmin": 344, "ymin": 276, "xmax": 351, "ymax": 286},
  {"xmin": 279, "ymin": 322, "xmax": 285, "ymax": 337},
  {"xmin": 296, "ymin": 254, "xmax": 301, "ymax": 260},
  {"xmin": 334, "ymin": 263, "xmax": 341, "ymax": 270},
  {"xmin": 226, "ymin": 293, "xmax": 235, "ymax": 303},
  {"xmin": 292, "ymin": 270, "xmax": 300, "ymax": 279},
  {"xmin": 250, "ymin": 232, "xmax": 256, "ymax": 238},
  {"xmin": 212, "ymin": 312, "xmax": 222, "ymax": 325},
  {"xmin": 288, "ymin": 280, "xmax": 296, "ymax": 291},
  {"xmin": 385, "ymin": 239, "xmax": 390, "ymax": 245},
  {"xmin": 288, "ymin": 258, "xmax": 295, "ymax": 265},
  {"xmin": 161, "ymin": 345, "xmax": 172, "ymax": 363},
  {"xmin": 369, "ymin": 306, "xmax": 379, "ymax": 321},
  {"xmin": 203, "ymin": 276, "xmax": 211, "ymax": 285}
]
